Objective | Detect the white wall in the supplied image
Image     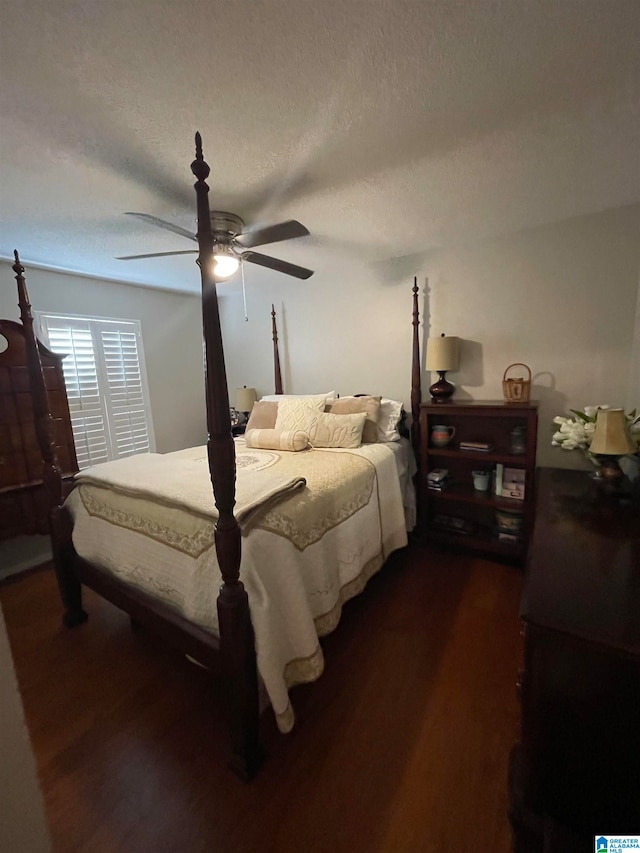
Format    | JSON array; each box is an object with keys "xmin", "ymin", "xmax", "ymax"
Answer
[
  {"xmin": 423, "ymin": 205, "xmax": 639, "ymax": 467},
  {"xmin": 221, "ymin": 204, "xmax": 639, "ymax": 468},
  {"xmin": 2, "ymin": 204, "xmax": 637, "ymax": 470},
  {"xmin": 0, "ymin": 264, "xmax": 207, "ymax": 453}
]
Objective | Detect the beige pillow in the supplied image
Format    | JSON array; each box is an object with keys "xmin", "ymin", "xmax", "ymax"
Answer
[
  {"xmin": 245, "ymin": 429, "xmax": 309, "ymax": 452},
  {"xmin": 327, "ymin": 396, "xmax": 381, "ymax": 443},
  {"xmin": 307, "ymin": 411, "xmax": 367, "ymax": 448},
  {"xmin": 245, "ymin": 400, "xmax": 278, "ymax": 431},
  {"xmin": 275, "ymin": 397, "xmax": 325, "ymax": 432}
]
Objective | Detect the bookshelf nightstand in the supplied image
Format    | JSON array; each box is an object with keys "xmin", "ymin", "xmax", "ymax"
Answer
[{"xmin": 419, "ymin": 400, "xmax": 538, "ymax": 562}]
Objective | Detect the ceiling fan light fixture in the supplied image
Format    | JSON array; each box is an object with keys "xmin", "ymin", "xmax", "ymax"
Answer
[
  {"xmin": 119, "ymin": 210, "xmax": 313, "ymax": 279},
  {"xmin": 212, "ymin": 245, "xmax": 240, "ymax": 280}
]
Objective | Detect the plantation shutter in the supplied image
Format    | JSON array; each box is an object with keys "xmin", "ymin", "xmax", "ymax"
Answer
[
  {"xmin": 100, "ymin": 326, "xmax": 151, "ymax": 458},
  {"xmin": 37, "ymin": 314, "xmax": 155, "ymax": 469}
]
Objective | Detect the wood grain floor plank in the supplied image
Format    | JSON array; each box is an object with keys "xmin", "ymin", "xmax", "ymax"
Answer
[{"xmin": 1, "ymin": 543, "xmax": 523, "ymax": 853}]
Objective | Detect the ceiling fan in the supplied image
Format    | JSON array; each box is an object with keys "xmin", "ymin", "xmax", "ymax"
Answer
[{"xmin": 116, "ymin": 211, "xmax": 314, "ymax": 280}]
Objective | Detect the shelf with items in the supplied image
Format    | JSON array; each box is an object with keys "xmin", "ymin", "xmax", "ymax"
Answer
[
  {"xmin": 426, "ymin": 503, "xmax": 525, "ymax": 557},
  {"xmin": 426, "ymin": 447, "xmax": 529, "ymax": 466},
  {"xmin": 426, "ymin": 523, "xmax": 526, "ymax": 558},
  {"xmin": 419, "ymin": 401, "xmax": 538, "ymax": 561},
  {"xmin": 426, "ymin": 481, "xmax": 527, "ymax": 510}
]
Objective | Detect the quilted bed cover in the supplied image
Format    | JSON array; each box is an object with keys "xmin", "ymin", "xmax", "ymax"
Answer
[{"xmin": 66, "ymin": 439, "xmax": 414, "ymax": 731}]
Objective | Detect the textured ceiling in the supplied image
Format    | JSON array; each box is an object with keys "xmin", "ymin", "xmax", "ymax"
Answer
[{"xmin": 1, "ymin": 0, "xmax": 639, "ymax": 292}]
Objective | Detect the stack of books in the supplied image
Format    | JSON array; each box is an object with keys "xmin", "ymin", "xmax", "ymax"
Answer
[
  {"xmin": 426, "ymin": 468, "xmax": 451, "ymax": 490},
  {"xmin": 459, "ymin": 440, "xmax": 494, "ymax": 452}
]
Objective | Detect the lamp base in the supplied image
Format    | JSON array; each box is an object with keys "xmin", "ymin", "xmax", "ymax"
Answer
[
  {"xmin": 594, "ymin": 456, "xmax": 624, "ymax": 482},
  {"xmin": 429, "ymin": 371, "xmax": 455, "ymax": 403}
]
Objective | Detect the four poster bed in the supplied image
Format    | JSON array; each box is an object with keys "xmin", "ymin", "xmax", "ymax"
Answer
[{"xmin": 5, "ymin": 134, "xmax": 424, "ymax": 779}]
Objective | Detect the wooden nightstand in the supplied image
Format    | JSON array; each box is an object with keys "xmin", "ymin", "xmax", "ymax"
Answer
[{"xmin": 418, "ymin": 400, "xmax": 538, "ymax": 562}]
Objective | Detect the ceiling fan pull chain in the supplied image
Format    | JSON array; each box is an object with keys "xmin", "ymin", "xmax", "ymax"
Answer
[{"xmin": 241, "ymin": 261, "xmax": 249, "ymax": 322}]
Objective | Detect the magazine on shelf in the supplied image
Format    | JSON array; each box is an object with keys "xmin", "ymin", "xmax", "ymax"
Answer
[{"xmin": 501, "ymin": 467, "xmax": 525, "ymax": 500}]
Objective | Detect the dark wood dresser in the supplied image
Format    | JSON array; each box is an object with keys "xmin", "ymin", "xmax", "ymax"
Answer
[
  {"xmin": 0, "ymin": 319, "xmax": 77, "ymax": 541},
  {"xmin": 509, "ymin": 467, "xmax": 640, "ymax": 851}
]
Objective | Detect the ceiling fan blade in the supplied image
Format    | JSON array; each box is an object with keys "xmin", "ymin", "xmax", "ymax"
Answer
[
  {"xmin": 242, "ymin": 251, "xmax": 314, "ymax": 280},
  {"xmin": 116, "ymin": 250, "xmax": 199, "ymax": 261},
  {"xmin": 235, "ymin": 220, "xmax": 309, "ymax": 249},
  {"xmin": 124, "ymin": 212, "xmax": 197, "ymax": 242}
]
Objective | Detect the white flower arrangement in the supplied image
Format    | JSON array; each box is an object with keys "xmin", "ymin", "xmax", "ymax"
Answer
[{"xmin": 552, "ymin": 404, "xmax": 639, "ymax": 458}]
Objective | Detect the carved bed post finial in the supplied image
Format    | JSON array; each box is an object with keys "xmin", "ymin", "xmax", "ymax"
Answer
[
  {"xmin": 191, "ymin": 134, "xmax": 262, "ymax": 778},
  {"xmin": 271, "ymin": 304, "xmax": 283, "ymax": 395},
  {"xmin": 13, "ymin": 251, "xmax": 63, "ymax": 511},
  {"xmin": 411, "ymin": 277, "xmax": 422, "ymax": 469}
]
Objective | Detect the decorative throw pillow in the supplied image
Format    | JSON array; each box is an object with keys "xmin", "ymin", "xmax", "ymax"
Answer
[
  {"xmin": 274, "ymin": 397, "xmax": 326, "ymax": 432},
  {"xmin": 245, "ymin": 429, "xmax": 309, "ymax": 452},
  {"xmin": 245, "ymin": 400, "xmax": 278, "ymax": 431},
  {"xmin": 376, "ymin": 398, "xmax": 404, "ymax": 442},
  {"xmin": 261, "ymin": 391, "xmax": 337, "ymax": 405},
  {"xmin": 327, "ymin": 396, "xmax": 381, "ymax": 443},
  {"xmin": 307, "ymin": 411, "xmax": 367, "ymax": 449}
]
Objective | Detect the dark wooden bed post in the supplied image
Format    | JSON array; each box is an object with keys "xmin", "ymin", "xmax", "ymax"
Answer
[
  {"xmin": 12, "ymin": 252, "xmax": 87, "ymax": 627},
  {"xmin": 13, "ymin": 251, "xmax": 63, "ymax": 510},
  {"xmin": 410, "ymin": 276, "xmax": 422, "ymax": 465},
  {"xmin": 191, "ymin": 133, "xmax": 263, "ymax": 780},
  {"xmin": 271, "ymin": 304, "xmax": 283, "ymax": 395}
]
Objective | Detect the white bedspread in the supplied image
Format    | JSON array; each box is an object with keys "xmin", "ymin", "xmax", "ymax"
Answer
[
  {"xmin": 67, "ymin": 440, "xmax": 412, "ymax": 732},
  {"xmin": 74, "ymin": 448, "xmax": 306, "ymax": 527}
]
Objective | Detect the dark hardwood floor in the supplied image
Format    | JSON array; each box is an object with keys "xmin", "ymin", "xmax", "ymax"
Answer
[{"xmin": 1, "ymin": 542, "xmax": 524, "ymax": 853}]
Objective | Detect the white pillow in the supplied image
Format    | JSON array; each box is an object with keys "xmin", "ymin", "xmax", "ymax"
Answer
[
  {"xmin": 245, "ymin": 428, "xmax": 309, "ymax": 452},
  {"xmin": 308, "ymin": 411, "xmax": 367, "ymax": 448},
  {"xmin": 376, "ymin": 398, "xmax": 404, "ymax": 442},
  {"xmin": 261, "ymin": 391, "xmax": 337, "ymax": 404},
  {"xmin": 275, "ymin": 397, "xmax": 326, "ymax": 431}
]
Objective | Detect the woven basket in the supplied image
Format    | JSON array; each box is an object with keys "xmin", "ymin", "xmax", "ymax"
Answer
[{"xmin": 502, "ymin": 363, "xmax": 531, "ymax": 403}]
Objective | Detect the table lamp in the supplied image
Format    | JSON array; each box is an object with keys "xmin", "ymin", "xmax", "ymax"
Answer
[
  {"xmin": 425, "ymin": 334, "xmax": 460, "ymax": 402},
  {"xmin": 588, "ymin": 408, "xmax": 635, "ymax": 481},
  {"xmin": 236, "ymin": 386, "xmax": 257, "ymax": 420}
]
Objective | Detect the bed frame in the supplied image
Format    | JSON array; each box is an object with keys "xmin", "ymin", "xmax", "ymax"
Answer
[{"xmin": 7, "ymin": 133, "xmax": 423, "ymax": 779}]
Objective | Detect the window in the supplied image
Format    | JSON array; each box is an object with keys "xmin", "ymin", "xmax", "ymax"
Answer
[{"xmin": 36, "ymin": 313, "xmax": 155, "ymax": 469}]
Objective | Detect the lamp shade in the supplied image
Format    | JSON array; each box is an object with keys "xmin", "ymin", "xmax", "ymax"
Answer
[
  {"xmin": 426, "ymin": 335, "xmax": 459, "ymax": 372},
  {"xmin": 236, "ymin": 386, "xmax": 257, "ymax": 413},
  {"xmin": 589, "ymin": 408, "xmax": 635, "ymax": 455}
]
